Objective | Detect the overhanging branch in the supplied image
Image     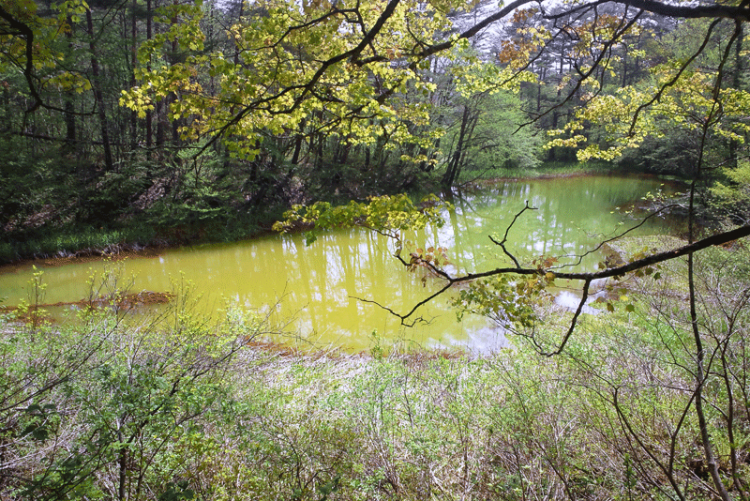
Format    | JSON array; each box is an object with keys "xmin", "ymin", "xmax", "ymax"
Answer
[
  {"xmin": 387, "ymin": 224, "xmax": 750, "ymax": 325},
  {"xmin": 0, "ymin": 5, "xmax": 42, "ymax": 112}
]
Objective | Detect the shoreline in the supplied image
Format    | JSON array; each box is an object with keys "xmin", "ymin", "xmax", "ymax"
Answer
[{"xmin": 0, "ymin": 170, "xmax": 682, "ymax": 275}]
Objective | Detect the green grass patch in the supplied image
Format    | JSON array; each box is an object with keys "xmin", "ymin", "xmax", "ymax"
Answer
[
  {"xmin": 0, "ymin": 209, "xmax": 281, "ymax": 265},
  {"xmin": 457, "ymin": 160, "xmax": 617, "ymax": 183}
]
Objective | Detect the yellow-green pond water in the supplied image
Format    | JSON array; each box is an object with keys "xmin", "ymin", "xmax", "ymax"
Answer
[{"xmin": 0, "ymin": 176, "xmax": 677, "ymax": 353}]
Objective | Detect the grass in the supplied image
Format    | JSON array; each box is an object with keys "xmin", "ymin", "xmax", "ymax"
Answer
[
  {"xmin": 456, "ymin": 160, "xmax": 618, "ymax": 183},
  {"xmin": 2, "ymin": 237, "xmax": 749, "ymax": 499},
  {"xmin": 0, "ymin": 209, "xmax": 278, "ymax": 265},
  {"xmin": 0, "ymin": 226, "xmax": 158, "ymax": 264}
]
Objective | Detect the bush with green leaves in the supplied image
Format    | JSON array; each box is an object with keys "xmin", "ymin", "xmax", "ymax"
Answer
[
  {"xmin": 711, "ymin": 160, "xmax": 750, "ymax": 224},
  {"xmin": 2, "ymin": 237, "xmax": 749, "ymax": 500},
  {"xmin": 0, "ymin": 269, "xmax": 277, "ymax": 501}
]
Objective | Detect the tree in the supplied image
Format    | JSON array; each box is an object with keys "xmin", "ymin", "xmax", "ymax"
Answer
[
  {"xmin": 265, "ymin": 3, "xmax": 750, "ymax": 499},
  {"xmin": 120, "ymin": 0, "xmax": 526, "ymax": 159},
  {"xmin": 2, "ymin": 0, "xmax": 750, "ymax": 497}
]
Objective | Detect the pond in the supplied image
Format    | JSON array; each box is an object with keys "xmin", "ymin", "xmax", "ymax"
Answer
[{"xmin": 0, "ymin": 175, "xmax": 677, "ymax": 353}]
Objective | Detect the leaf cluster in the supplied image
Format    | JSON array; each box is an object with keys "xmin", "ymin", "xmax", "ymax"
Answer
[{"xmin": 273, "ymin": 193, "xmax": 450, "ymax": 244}]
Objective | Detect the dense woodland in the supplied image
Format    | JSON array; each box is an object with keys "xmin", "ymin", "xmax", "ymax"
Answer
[
  {"xmin": 1, "ymin": 0, "xmax": 748, "ymax": 262},
  {"xmin": 3, "ymin": 0, "xmax": 750, "ymax": 499}
]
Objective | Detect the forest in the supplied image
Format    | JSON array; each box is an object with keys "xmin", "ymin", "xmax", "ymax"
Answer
[
  {"xmin": 2, "ymin": 0, "xmax": 750, "ymax": 499},
  {"xmin": 0, "ymin": 0, "xmax": 746, "ymax": 261}
]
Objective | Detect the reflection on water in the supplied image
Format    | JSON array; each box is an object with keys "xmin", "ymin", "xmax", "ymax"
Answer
[{"xmin": 0, "ymin": 176, "xmax": 675, "ymax": 353}]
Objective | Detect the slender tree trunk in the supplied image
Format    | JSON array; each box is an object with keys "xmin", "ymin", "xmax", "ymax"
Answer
[
  {"xmin": 291, "ymin": 119, "xmax": 306, "ymax": 165},
  {"xmin": 130, "ymin": 0, "xmax": 138, "ymax": 152},
  {"xmin": 86, "ymin": 8, "xmax": 114, "ymax": 171},
  {"xmin": 536, "ymin": 67, "xmax": 545, "ymax": 114},
  {"xmin": 335, "ymin": 138, "xmax": 350, "ymax": 165},
  {"xmin": 118, "ymin": 430, "xmax": 127, "ymax": 501},
  {"xmin": 688, "ymin": 105, "xmax": 732, "ymax": 501},
  {"xmin": 291, "ymin": 135, "xmax": 304, "ymax": 165},
  {"xmin": 2, "ymin": 85, "xmax": 10, "ymax": 132},
  {"xmin": 233, "ymin": 0, "xmax": 244, "ymax": 67},
  {"xmin": 156, "ymin": 101, "xmax": 165, "ymax": 150},
  {"xmin": 730, "ymin": 20, "xmax": 743, "ymax": 168},
  {"xmin": 460, "ymin": 110, "xmax": 480, "ymax": 167},
  {"xmin": 315, "ymin": 134, "xmax": 324, "ymax": 171},
  {"xmin": 442, "ymin": 104, "xmax": 470, "ymax": 189},
  {"xmin": 63, "ymin": 17, "xmax": 77, "ymax": 154},
  {"xmin": 732, "ymin": 21, "xmax": 743, "ymax": 91},
  {"xmin": 145, "ymin": 0, "xmax": 153, "ymax": 154},
  {"xmin": 169, "ymin": 0, "xmax": 180, "ymax": 146},
  {"xmin": 155, "ymin": 0, "xmax": 166, "ymax": 152},
  {"xmin": 64, "ymin": 100, "xmax": 77, "ymax": 154}
]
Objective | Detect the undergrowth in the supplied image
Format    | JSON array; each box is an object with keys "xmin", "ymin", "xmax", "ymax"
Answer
[{"xmin": 1, "ymin": 238, "xmax": 748, "ymax": 500}]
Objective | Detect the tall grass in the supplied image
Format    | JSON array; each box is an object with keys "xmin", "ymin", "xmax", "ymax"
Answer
[
  {"xmin": 2, "ymin": 238, "xmax": 748, "ymax": 500},
  {"xmin": 0, "ymin": 226, "xmax": 157, "ymax": 263},
  {"xmin": 0, "ymin": 209, "xmax": 278, "ymax": 264},
  {"xmin": 457, "ymin": 160, "xmax": 617, "ymax": 183}
]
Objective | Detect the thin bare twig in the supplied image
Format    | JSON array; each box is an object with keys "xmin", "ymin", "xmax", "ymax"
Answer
[{"xmin": 488, "ymin": 200, "xmax": 537, "ymax": 268}]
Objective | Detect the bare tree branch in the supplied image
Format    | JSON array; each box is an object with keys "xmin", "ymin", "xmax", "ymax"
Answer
[
  {"xmin": 381, "ymin": 224, "xmax": 750, "ymax": 325},
  {"xmin": 488, "ymin": 200, "xmax": 537, "ymax": 268}
]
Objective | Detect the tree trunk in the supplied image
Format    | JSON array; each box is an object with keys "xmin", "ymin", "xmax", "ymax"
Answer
[
  {"xmin": 292, "ymin": 118, "xmax": 305, "ymax": 165},
  {"xmin": 63, "ymin": 17, "xmax": 77, "ymax": 154},
  {"xmin": 130, "ymin": 0, "xmax": 138, "ymax": 152},
  {"xmin": 64, "ymin": 99, "xmax": 77, "ymax": 154},
  {"xmin": 442, "ymin": 104, "xmax": 470, "ymax": 189},
  {"xmin": 86, "ymin": 8, "xmax": 114, "ymax": 171},
  {"xmin": 169, "ymin": 0, "xmax": 180, "ymax": 146},
  {"xmin": 145, "ymin": 0, "xmax": 153, "ymax": 154},
  {"xmin": 730, "ymin": 21, "xmax": 743, "ymax": 168}
]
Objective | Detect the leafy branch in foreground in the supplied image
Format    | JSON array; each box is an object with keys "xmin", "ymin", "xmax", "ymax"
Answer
[
  {"xmin": 275, "ymin": 197, "xmax": 750, "ymax": 355},
  {"xmin": 272, "ymin": 193, "xmax": 450, "ymax": 245}
]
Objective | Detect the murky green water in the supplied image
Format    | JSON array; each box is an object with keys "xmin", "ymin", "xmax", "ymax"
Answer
[{"xmin": 0, "ymin": 175, "xmax": 676, "ymax": 352}]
